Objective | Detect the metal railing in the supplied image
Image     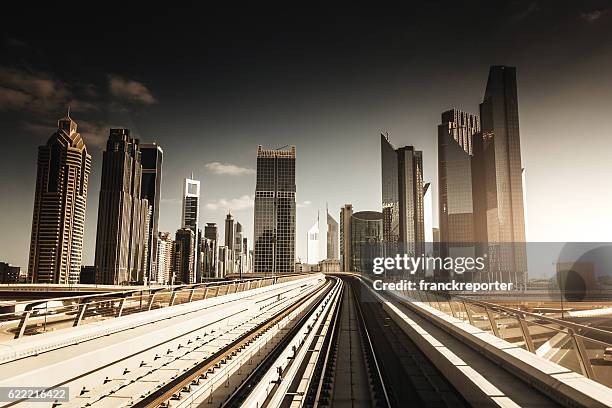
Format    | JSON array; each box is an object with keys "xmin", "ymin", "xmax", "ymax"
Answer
[
  {"xmin": 401, "ymin": 289, "xmax": 612, "ymax": 388},
  {"xmin": 0, "ymin": 275, "xmax": 303, "ymax": 341}
]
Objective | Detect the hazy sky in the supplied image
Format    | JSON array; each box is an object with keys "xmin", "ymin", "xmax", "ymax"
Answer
[{"xmin": 1, "ymin": 2, "xmax": 611, "ymax": 268}]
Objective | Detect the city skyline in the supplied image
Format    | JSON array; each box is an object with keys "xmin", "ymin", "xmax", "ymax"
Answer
[{"xmin": 2, "ymin": 3, "xmax": 612, "ymax": 270}]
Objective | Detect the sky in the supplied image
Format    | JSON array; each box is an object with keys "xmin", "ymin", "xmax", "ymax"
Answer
[{"xmin": 0, "ymin": 2, "xmax": 611, "ymax": 268}]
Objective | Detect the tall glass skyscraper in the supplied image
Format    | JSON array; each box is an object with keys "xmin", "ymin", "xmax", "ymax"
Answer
[
  {"xmin": 438, "ymin": 109, "xmax": 480, "ymax": 280},
  {"xmin": 380, "ymin": 134, "xmax": 425, "ymax": 257},
  {"xmin": 253, "ymin": 145, "xmax": 296, "ymax": 274},
  {"xmin": 438, "ymin": 111, "xmax": 479, "ymax": 242},
  {"xmin": 28, "ymin": 113, "xmax": 91, "ymax": 284},
  {"xmin": 350, "ymin": 211, "xmax": 383, "ymax": 273},
  {"xmin": 340, "ymin": 204, "xmax": 353, "ymax": 272},
  {"xmin": 326, "ymin": 206, "xmax": 339, "ymax": 261},
  {"xmin": 140, "ymin": 143, "xmax": 163, "ymax": 282},
  {"xmin": 182, "ymin": 177, "xmax": 200, "ymax": 279},
  {"xmin": 473, "ymin": 65, "xmax": 527, "ymax": 286},
  {"xmin": 95, "ymin": 129, "xmax": 149, "ymax": 285}
]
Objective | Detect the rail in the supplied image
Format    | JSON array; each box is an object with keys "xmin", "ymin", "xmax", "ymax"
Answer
[
  {"xmin": 401, "ymin": 288, "xmax": 612, "ymax": 388},
  {"xmin": 0, "ymin": 275, "xmax": 305, "ymax": 340}
]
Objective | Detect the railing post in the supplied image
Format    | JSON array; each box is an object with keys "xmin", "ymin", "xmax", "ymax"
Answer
[
  {"xmin": 517, "ymin": 313, "xmax": 535, "ymax": 352},
  {"xmin": 147, "ymin": 293, "xmax": 157, "ymax": 311},
  {"xmin": 116, "ymin": 298, "xmax": 126, "ymax": 317},
  {"xmin": 73, "ymin": 302, "xmax": 88, "ymax": 327},
  {"xmin": 570, "ymin": 330, "xmax": 595, "ymax": 379},
  {"xmin": 203, "ymin": 287, "xmax": 209, "ymax": 300},
  {"xmin": 464, "ymin": 302, "xmax": 475, "ymax": 326},
  {"xmin": 170, "ymin": 292, "xmax": 178, "ymax": 306},
  {"xmin": 485, "ymin": 308, "xmax": 500, "ymax": 337},
  {"xmin": 14, "ymin": 310, "xmax": 32, "ymax": 339},
  {"xmin": 188, "ymin": 289, "xmax": 195, "ymax": 303}
]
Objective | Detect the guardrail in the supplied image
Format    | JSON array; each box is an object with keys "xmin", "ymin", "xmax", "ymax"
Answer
[
  {"xmin": 403, "ymin": 289, "xmax": 612, "ymax": 388},
  {"xmin": 0, "ymin": 275, "xmax": 304, "ymax": 340}
]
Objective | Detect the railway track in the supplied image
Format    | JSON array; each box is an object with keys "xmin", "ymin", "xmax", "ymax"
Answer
[{"xmin": 0, "ymin": 275, "xmax": 328, "ymax": 408}]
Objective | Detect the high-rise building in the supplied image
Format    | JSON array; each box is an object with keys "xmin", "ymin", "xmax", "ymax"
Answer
[
  {"xmin": 156, "ymin": 231, "xmax": 173, "ymax": 284},
  {"xmin": 380, "ymin": 135, "xmax": 425, "ymax": 256},
  {"xmin": 182, "ymin": 177, "xmax": 200, "ymax": 281},
  {"xmin": 242, "ymin": 237, "xmax": 249, "ymax": 272},
  {"xmin": 174, "ymin": 227, "xmax": 195, "ymax": 284},
  {"xmin": 204, "ymin": 223, "xmax": 218, "ymax": 277},
  {"xmin": 473, "ymin": 66, "xmax": 527, "ymax": 286},
  {"xmin": 182, "ymin": 177, "xmax": 200, "ymax": 233},
  {"xmin": 0, "ymin": 262, "xmax": 21, "ymax": 284},
  {"xmin": 28, "ymin": 113, "xmax": 91, "ymax": 284},
  {"xmin": 307, "ymin": 213, "xmax": 320, "ymax": 264},
  {"xmin": 234, "ymin": 221, "xmax": 243, "ymax": 273},
  {"xmin": 438, "ymin": 109, "xmax": 480, "ymax": 274},
  {"xmin": 254, "ymin": 145, "xmax": 296, "ymax": 274},
  {"xmin": 140, "ymin": 143, "xmax": 163, "ymax": 282},
  {"xmin": 350, "ymin": 211, "xmax": 383, "ymax": 273},
  {"xmin": 218, "ymin": 245, "xmax": 230, "ymax": 277},
  {"xmin": 224, "ymin": 212, "xmax": 235, "ymax": 274},
  {"xmin": 326, "ymin": 206, "xmax": 339, "ymax": 261},
  {"xmin": 340, "ymin": 204, "xmax": 353, "ymax": 272},
  {"xmin": 95, "ymin": 129, "xmax": 149, "ymax": 285}
]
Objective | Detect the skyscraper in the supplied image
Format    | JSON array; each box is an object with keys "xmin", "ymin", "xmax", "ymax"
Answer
[
  {"xmin": 307, "ymin": 213, "xmax": 320, "ymax": 265},
  {"xmin": 438, "ymin": 109, "xmax": 480, "ymax": 272},
  {"xmin": 28, "ymin": 113, "xmax": 91, "ymax": 284},
  {"xmin": 254, "ymin": 145, "xmax": 296, "ymax": 274},
  {"xmin": 204, "ymin": 222, "xmax": 218, "ymax": 277},
  {"xmin": 380, "ymin": 135, "xmax": 425, "ymax": 257},
  {"xmin": 350, "ymin": 211, "xmax": 383, "ymax": 273},
  {"xmin": 326, "ymin": 206, "xmax": 339, "ymax": 261},
  {"xmin": 224, "ymin": 212, "xmax": 234, "ymax": 274},
  {"xmin": 234, "ymin": 221, "xmax": 243, "ymax": 273},
  {"xmin": 182, "ymin": 177, "xmax": 200, "ymax": 232},
  {"xmin": 156, "ymin": 231, "xmax": 173, "ymax": 284},
  {"xmin": 473, "ymin": 65, "xmax": 527, "ymax": 286},
  {"xmin": 174, "ymin": 227, "xmax": 195, "ymax": 284},
  {"xmin": 95, "ymin": 129, "xmax": 149, "ymax": 285},
  {"xmin": 182, "ymin": 177, "xmax": 200, "ymax": 280},
  {"xmin": 140, "ymin": 143, "xmax": 163, "ymax": 282},
  {"xmin": 340, "ymin": 204, "xmax": 353, "ymax": 272}
]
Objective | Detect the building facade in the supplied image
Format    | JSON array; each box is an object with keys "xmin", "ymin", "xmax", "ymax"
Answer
[
  {"xmin": 307, "ymin": 213, "xmax": 320, "ymax": 265},
  {"xmin": 380, "ymin": 135, "xmax": 425, "ymax": 257},
  {"xmin": 473, "ymin": 66, "xmax": 527, "ymax": 286},
  {"xmin": 0, "ymin": 262, "xmax": 21, "ymax": 284},
  {"xmin": 156, "ymin": 231, "xmax": 173, "ymax": 284},
  {"xmin": 253, "ymin": 146, "xmax": 296, "ymax": 274},
  {"xmin": 95, "ymin": 129, "xmax": 149, "ymax": 285},
  {"xmin": 140, "ymin": 143, "xmax": 163, "ymax": 282},
  {"xmin": 28, "ymin": 113, "xmax": 91, "ymax": 284},
  {"xmin": 204, "ymin": 223, "xmax": 218, "ymax": 277},
  {"xmin": 339, "ymin": 204, "xmax": 353, "ymax": 272},
  {"xmin": 224, "ymin": 213, "xmax": 235, "ymax": 275},
  {"xmin": 326, "ymin": 207, "xmax": 339, "ymax": 260},
  {"xmin": 174, "ymin": 228, "xmax": 195, "ymax": 284},
  {"xmin": 350, "ymin": 211, "xmax": 383, "ymax": 273},
  {"xmin": 438, "ymin": 109, "xmax": 480, "ymax": 276}
]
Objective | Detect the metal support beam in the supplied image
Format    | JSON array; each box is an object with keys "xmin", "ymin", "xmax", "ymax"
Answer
[
  {"xmin": 14, "ymin": 310, "xmax": 32, "ymax": 339},
  {"xmin": 73, "ymin": 302, "xmax": 89, "ymax": 327},
  {"xmin": 485, "ymin": 308, "xmax": 500, "ymax": 337},
  {"xmin": 518, "ymin": 313, "xmax": 535, "ymax": 353},
  {"xmin": 147, "ymin": 293, "xmax": 157, "ymax": 311},
  {"xmin": 571, "ymin": 329, "xmax": 595, "ymax": 379},
  {"xmin": 116, "ymin": 298, "xmax": 126, "ymax": 317}
]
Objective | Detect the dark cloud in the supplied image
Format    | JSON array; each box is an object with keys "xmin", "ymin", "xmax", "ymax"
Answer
[
  {"xmin": 108, "ymin": 75, "xmax": 156, "ymax": 105},
  {"xmin": 581, "ymin": 10, "xmax": 603, "ymax": 22}
]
